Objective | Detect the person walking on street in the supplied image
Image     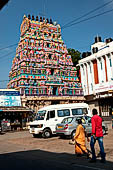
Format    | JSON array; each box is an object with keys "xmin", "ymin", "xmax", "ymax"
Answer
[
  {"xmin": 90, "ymin": 108, "xmax": 106, "ymax": 163},
  {"xmin": 73, "ymin": 118, "xmax": 89, "ymax": 157}
]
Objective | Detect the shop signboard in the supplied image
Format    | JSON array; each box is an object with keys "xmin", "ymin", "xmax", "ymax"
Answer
[
  {"xmin": 0, "ymin": 91, "xmax": 21, "ymax": 106},
  {"xmin": 94, "ymin": 81, "xmax": 113, "ymax": 93}
]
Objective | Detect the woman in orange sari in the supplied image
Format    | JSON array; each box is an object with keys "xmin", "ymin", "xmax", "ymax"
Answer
[{"xmin": 74, "ymin": 118, "xmax": 89, "ymax": 157}]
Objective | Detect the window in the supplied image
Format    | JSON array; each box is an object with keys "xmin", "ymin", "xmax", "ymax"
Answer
[
  {"xmin": 76, "ymin": 117, "xmax": 86, "ymax": 124},
  {"xmin": 53, "ymin": 34, "xmax": 55, "ymax": 38},
  {"xmin": 51, "ymin": 68, "xmax": 54, "ymax": 75},
  {"xmin": 101, "ymin": 61, "xmax": 102, "ymax": 70},
  {"xmin": 36, "ymin": 110, "xmax": 46, "ymax": 120},
  {"xmin": 47, "ymin": 110, "xmax": 55, "ymax": 119},
  {"xmin": 99, "ymin": 59, "xmax": 102, "ymax": 70},
  {"xmin": 42, "ymin": 70, "xmax": 45, "ymax": 74},
  {"xmin": 39, "ymin": 42, "xmax": 41, "ymax": 46},
  {"xmin": 47, "ymin": 43, "xmax": 49, "ymax": 48},
  {"xmin": 91, "ymin": 83, "xmax": 93, "ymax": 91},
  {"xmin": 89, "ymin": 64, "xmax": 92, "ymax": 73},
  {"xmin": 49, "ymin": 110, "xmax": 55, "ymax": 118},
  {"xmin": 83, "ymin": 108, "xmax": 88, "ymax": 115},
  {"xmin": 48, "ymin": 54, "xmax": 52, "ymax": 59},
  {"xmin": 57, "ymin": 109, "xmax": 70, "ymax": 117},
  {"xmin": 38, "ymin": 70, "xmax": 41, "ymax": 74},
  {"xmin": 109, "ymin": 58, "xmax": 112, "ymax": 67},
  {"xmin": 25, "ymin": 88, "xmax": 29, "ymax": 94},
  {"xmin": 34, "ymin": 31, "xmax": 36, "ymax": 36},
  {"xmin": 61, "ymin": 117, "xmax": 74, "ymax": 124},
  {"xmin": 69, "ymin": 90, "xmax": 72, "ymax": 95},
  {"xmin": 72, "ymin": 108, "xmax": 88, "ymax": 115},
  {"xmin": 83, "ymin": 67, "xmax": 85, "ymax": 75},
  {"xmin": 72, "ymin": 108, "xmax": 83, "ymax": 115}
]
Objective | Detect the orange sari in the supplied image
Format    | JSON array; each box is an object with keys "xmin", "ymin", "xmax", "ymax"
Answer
[{"xmin": 74, "ymin": 124, "xmax": 87, "ymax": 155}]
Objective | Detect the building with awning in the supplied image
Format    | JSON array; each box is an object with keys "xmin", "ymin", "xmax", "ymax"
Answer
[{"xmin": 0, "ymin": 89, "xmax": 33, "ymax": 130}]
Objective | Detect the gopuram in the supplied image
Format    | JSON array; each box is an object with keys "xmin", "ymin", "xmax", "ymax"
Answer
[{"xmin": 7, "ymin": 15, "xmax": 84, "ymax": 112}]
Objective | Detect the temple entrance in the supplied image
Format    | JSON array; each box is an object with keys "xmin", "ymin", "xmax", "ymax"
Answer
[{"xmin": 53, "ymin": 87, "xmax": 57, "ymax": 95}]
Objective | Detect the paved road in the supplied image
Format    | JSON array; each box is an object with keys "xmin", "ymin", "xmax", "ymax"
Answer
[
  {"xmin": 0, "ymin": 131, "xmax": 113, "ymax": 170},
  {"xmin": 0, "ymin": 150, "xmax": 101, "ymax": 170}
]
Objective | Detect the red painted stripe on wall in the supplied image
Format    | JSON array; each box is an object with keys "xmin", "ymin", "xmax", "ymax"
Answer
[{"xmin": 93, "ymin": 59, "xmax": 99, "ymax": 84}]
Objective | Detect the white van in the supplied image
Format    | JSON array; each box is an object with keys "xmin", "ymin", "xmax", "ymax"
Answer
[{"xmin": 29, "ymin": 103, "xmax": 91, "ymax": 138}]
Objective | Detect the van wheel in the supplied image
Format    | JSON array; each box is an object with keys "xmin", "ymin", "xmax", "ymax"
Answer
[
  {"xmin": 71, "ymin": 130, "xmax": 76, "ymax": 139},
  {"xmin": 42, "ymin": 129, "xmax": 52, "ymax": 138}
]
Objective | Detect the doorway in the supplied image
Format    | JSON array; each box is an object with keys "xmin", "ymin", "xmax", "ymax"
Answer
[{"xmin": 53, "ymin": 87, "xmax": 57, "ymax": 95}]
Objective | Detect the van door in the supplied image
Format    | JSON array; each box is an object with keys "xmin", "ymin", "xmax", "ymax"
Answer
[{"xmin": 46, "ymin": 110, "xmax": 57, "ymax": 133}]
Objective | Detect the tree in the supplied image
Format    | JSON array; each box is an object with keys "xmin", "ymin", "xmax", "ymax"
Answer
[
  {"xmin": 67, "ymin": 48, "xmax": 81, "ymax": 66},
  {"xmin": 67, "ymin": 48, "xmax": 81, "ymax": 79}
]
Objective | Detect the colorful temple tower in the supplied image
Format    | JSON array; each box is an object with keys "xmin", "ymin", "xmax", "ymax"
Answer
[{"xmin": 7, "ymin": 15, "xmax": 84, "ymax": 111}]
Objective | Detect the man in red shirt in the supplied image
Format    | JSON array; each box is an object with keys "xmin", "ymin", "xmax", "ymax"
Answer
[{"xmin": 90, "ymin": 108, "xmax": 106, "ymax": 163}]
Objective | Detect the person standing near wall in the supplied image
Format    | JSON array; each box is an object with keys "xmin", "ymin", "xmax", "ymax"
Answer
[{"xmin": 90, "ymin": 108, "xmax": 106, "ymax": 163}]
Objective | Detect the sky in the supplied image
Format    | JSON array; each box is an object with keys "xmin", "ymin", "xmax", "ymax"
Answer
[{"xmin": 0, "ymin": 0, "xmax": 113, "ymax": 88}]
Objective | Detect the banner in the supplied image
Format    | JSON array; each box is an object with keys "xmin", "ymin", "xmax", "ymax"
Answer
[{"xmin": 0, "ymin": 91, "xmax": 21, "ymax": 106}]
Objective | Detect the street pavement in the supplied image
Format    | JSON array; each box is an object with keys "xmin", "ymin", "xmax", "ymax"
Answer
[{"xmin": 0, "ymin": 131, "xmax": 113, "ymax": 170}]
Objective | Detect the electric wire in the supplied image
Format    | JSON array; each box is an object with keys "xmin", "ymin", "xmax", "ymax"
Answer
[
  {"xmin": 0, "ymin": 8, "xmax": 113, "ymax": 63},
  {"xmin": 0, "ymin": 2, "xmax": 113, "ymax": 56},
  {"xmin": 0, "ymin": 43, "xmax": 18, "ymax": 51},
  {"xmin": 62, "ymin": 8, "xmax": 113, "ymax": 29},
  {"xmin": 61, "ymin": 0, "xmax": 113, "ymax": 29},
  {"xmin": 0, "ymin": 50, "xmax": 16, "ymax": 60},
  {"xmin": 0, "ymin": 80, "xmax": 9, "ymax": 82}
]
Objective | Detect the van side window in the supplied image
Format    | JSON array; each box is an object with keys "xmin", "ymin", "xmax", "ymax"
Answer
[
  {"xmin": 47, "ymin": 110, "xmax": 55, "ymax": 119},
  {"xmin": 57, "ymin": 109, "xmax": 70, "ymax": 117},
  {"xmin": 83, "ymin": 108, "xmax": 88, "ymax": 115},
  {"xmin": 72, "ymin": 108, "xmax": 83, "ymax": 115}
]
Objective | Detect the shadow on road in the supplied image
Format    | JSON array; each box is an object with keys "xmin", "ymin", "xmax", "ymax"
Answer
[{"xmin": 0, "ymin": 149, "xmax": 113, "ymax": 170}]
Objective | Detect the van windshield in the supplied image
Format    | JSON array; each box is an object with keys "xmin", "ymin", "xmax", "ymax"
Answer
[{"xmin": 36, "ymin": 110, "xmax": 46, "ymax": 120}]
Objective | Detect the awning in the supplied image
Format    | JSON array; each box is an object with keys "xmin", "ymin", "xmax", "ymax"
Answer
[{"xmin": 0, "ymin": 107, "xmax": 33, "ymax": 113}]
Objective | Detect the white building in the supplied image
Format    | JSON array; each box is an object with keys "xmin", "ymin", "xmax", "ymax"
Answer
[{"xmin": 79, "ymin": 36, "xmax": 113, "ymax": 119}]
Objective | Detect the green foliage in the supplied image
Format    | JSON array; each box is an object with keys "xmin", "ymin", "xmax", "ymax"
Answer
[{"xmin": 67, "ymin": 48, "xmax": 81, "ymax": 66}]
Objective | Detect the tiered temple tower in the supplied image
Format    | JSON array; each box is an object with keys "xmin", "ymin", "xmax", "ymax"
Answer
[{"xmin": 7, "ymin": 15, "xmax": 84, "ymax": 112}]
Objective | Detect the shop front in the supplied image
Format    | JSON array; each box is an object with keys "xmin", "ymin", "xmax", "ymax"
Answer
[
  {"xmin": 95, "ymin": 93, "xmax": 113, "ymax": 120},
  {"xmin": 0, "ymin": 106, "xmax": 33, "ymax": 131},
  {"xmin": 85, "ymin": 92, "xmax": 113, "ymax": 122}
]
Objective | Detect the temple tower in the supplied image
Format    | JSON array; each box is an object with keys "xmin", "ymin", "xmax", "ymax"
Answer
[{"xmin": 7, "ymin": 15, "xmax": 84, "ymax": 112}]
